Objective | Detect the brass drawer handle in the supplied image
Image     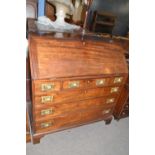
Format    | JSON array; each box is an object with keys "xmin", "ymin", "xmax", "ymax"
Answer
[
  {"xmin": 103, "ymin": 109, "xmax": 111, "ymax": 114},
  {"xmin": 106, "ymin": 98, "xmax": 115, "ymax": 104},
  {"xmin": 41, "ymin": 83, "xmax": 55, "ymax": 91},
  {"xmin": 41, "ymin": 109, "xmax": 53, "ymax": 116},
  {"xmin": 114, "ymin": 77, "xmax": 123, "ymax": 83},
  {"xmin": 96, "ymin": 79, "xmax": 105, "ymax": 86},
  {"xmin": 111, "ymin": 87, "xmax": 119, "ymax": 93},
  {"xmin": 41, "ymin": 96, "xmax": 53, "ymax": 103},
  {"xmin": 68, "ymin": 81, "xmax": 80, "ymax": 88},
  {"xmin": 41, "ymin": 122, "xmax": 53, "ymax": 128}
]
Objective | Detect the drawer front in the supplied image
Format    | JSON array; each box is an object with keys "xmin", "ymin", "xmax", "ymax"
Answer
[
  {"xmin": 86, "ymin": 78, "xmax": 110, "ymax": 88},
  {"xmin": 34, "ymin": 80, "xmax": 61, "ymax": 95},
  {"xmin": 34, "ymin": 76, "xmax": 125, "ymax": 95},
  {"xmin": 33, "ymin": 96, "xmax": 117, "ymax": 121},
  {"xmin": 33, "ymin": 107, "xmax": 113, "ymax": 133},
  {"xmin": 33, "ymin": 87, "xmax": 122, "ymax": 106},
  {"xmin": 63, "ymin": 80, "xmax": 85, "ymax": 90},
  {"xmin": 63, "ymin": 78, "xmax": 111, "ymax": 90},
  {"xmin": 62, "ymin": 76, "xmax": 125, "ymax": 90}
]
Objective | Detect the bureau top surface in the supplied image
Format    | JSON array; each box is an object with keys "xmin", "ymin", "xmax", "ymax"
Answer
[{"xmin": 29, "ymin": 33, "xmax": 128, "ymax": 80}]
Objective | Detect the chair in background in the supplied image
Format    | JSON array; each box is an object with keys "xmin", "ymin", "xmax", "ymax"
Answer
[{"xmin": 91, "ymin": 11, "xmax": 116, "ymax": 35}]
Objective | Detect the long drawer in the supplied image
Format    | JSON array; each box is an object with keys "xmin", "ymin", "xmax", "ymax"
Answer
[
  {"xmin": 33, "ymin": 106, "xmax": 113, "ymax": 133},
  {"xmin": 33, "ymin": 76, "xmax": 125, "ymax": 95},
  {"xmin": 33, "ymin": 96, "xmax": 117, "ymax": 121},
  {"xmin": 33, "ymin": 86, "xmax": 122, "ymax": 106}
]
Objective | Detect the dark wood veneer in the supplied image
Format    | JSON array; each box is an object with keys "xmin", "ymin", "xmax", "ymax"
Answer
[{"xmin": 28, "ymin": 20, "xmax": 128, "ymax": 143}]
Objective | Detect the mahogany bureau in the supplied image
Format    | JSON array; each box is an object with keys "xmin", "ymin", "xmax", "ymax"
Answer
[{"xmin": 28, "ymin": 32, "xmax": 128, "ymax": 144}]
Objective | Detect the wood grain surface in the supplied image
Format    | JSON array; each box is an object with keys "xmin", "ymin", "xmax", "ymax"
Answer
[
  {"xmin": 28, "ymin": 28, "xmax": 128, "ymax": 143},
  {"xmin": 29, "ymin": 34, "xmax": 128, "ymax": 80}
]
